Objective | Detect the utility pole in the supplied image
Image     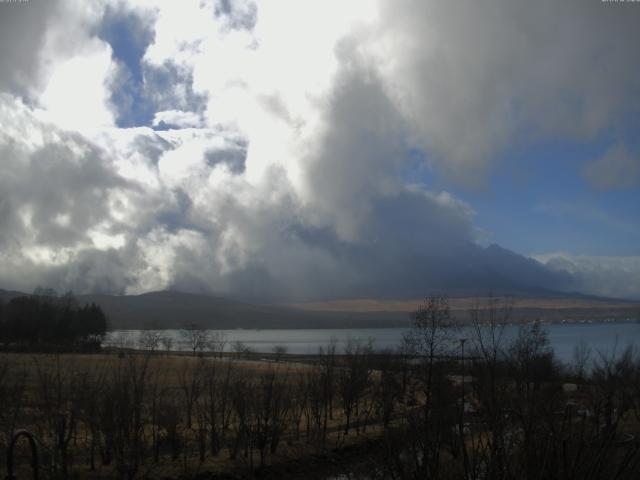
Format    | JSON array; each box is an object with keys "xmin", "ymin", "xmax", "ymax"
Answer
[{"xmin": 459, "ymin": 337, "xmax": 470, "ymax": 479}]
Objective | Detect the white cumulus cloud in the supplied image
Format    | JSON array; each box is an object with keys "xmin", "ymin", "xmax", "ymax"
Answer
[{"xmin": 534, "ymin": 253, "xmax": 640, "ymax": 300}]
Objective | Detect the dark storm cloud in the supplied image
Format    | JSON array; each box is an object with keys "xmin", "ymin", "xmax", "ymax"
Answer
[
  {"xmin": 155, "ymin": 188, "xmax": 195, "ymax": 232},
  {"xmin": 0, "ymin": 136, "xmax": 125, "ymax": 248},
  {"xmin": 372, "ymin": 0, "xmax": 640, "ymax": 184},
  {"xmin": 303, "ymin": 61, "xmax": 407, "ymax": 241},
  {"xmin": 0, "ymin": 0, "xmax": 61, "ymax": 94},
  {"xmin": 205, "ymin": 140, "xmax": 247, "ymax": 174},
  {"xmin": 132, "ymin": 132, "xmax": 173, "ymax": 165}
]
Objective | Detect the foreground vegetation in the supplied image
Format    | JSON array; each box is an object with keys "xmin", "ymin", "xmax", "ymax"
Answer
[{"xmin": 2, "ymin": 296, "xmax": 640, "ymax": 479}]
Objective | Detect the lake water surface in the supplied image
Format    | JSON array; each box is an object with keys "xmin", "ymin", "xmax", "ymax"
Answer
[{"xmin": 107, "ymin": 320, "xmax": 640, "ymax": 364}]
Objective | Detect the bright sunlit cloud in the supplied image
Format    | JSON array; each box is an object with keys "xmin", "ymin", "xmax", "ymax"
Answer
[{"xmin": 39, "ymin": 42, "xmax": 117, "ymax": 129}]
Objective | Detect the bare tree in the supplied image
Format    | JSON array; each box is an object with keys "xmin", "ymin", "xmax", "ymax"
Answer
[
  {"xmin": 337, "ymin": 337, "xmax": 372, "ymax": 435},
  {"xmin": 100, "ymin": 353, "xmax": 154, "ymax": 479},
  {"xmin": 272, "ymin": 344, "xmax": 288, "ymax": 362},
  {"xmin": 318, "ymin": 336, "xmax": 338, "ymax": 443},
  {"xmin": 138, "ymin": 329, "xmax": 162, "ymax": 352},
  {"xmin": 372, "ymin": 349, "xmax": 402, "ymax": 429},
  {"xmin": 76, "ymin": 363, "xmax": 108, "ymax": 471},
  {"xmin": 302, "ymin": 367, "xmax": 325, "ymax": 444},
  {"xmin": 160, "ymin": 334, "xmax": 174, "ymax": 355},
  {"xmin": 505, "ymin": 322, "xmax": 562, "ymax": 478},
  {"xmin": 229, "ymin": 377, "xmax": 251, "ymax": 461},
  {"xmin": 232, "ymin": 340, "xmax": 254, "ymax": 359},
  {"xmin": 157, "ymin": 388, "xmax": 183, "ymax": 461},
  {"xmin": 111, "ymin": 331, "xmax": 135, "ymax": 351},
  {"xmin": 208, "ymin": 331, "xmax": 228, "ymax": 358},
  {"xmin": 0, "ymin": 357, "xmax": 27, "ymax": 462},
  {"xmin": 290, "ymin": 370, "xmax": 309, "ymax": 440},
  {"xmin": 401, "ymin": 296, "xmax": 458, "ymax": 477},
  {"xmin": 178, "ymin": 359, "xmax": 204, "ymax": 429},
  {"xmin": 571, "ymin": 339, "xmax": 592, "ymax": 380},
  {"xmin": 33, "ymin": 356, "xmax": 80, "ymax": 478},
  {"xmin": 181, "ymin": 323, "xmax": 210, "ymax": 355},
  {"xmin": 466, "ymin": 294, "xmax": 514, "ymax": 480},
  {"xmin": 405, "ymin": 295, "xmax": 457, "ymax": 358},
  {"xmin": 252, "ymin": 369, "xmax": 292, "ymax": 466},
  {"xmin": 201, "ymin": 359, "xmax": 235, "ymax": 456}
]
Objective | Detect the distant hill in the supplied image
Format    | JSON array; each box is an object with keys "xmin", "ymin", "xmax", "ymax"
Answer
[
  {"xmin": 78, "ymin": 290, "xmax": 410, "ymax": 329},
  {"xmin": 0, "ymin": 289, "xmax": 27, "ymax": 304},
  {"xmin": 0, "ymin": 289, "xmax": 409, "ymax": 329},
  {"xmin": 289, "ymin": 295, "xmax": 640, "ymax": 324},
  {"xmin": 1, "ymin": 289, "xmax": 638, "ymax": 330}
]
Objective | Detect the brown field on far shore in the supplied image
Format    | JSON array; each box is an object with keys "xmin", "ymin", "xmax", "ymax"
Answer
[{"xmin": 285, "ymin": 296, "xmax": 640, "ymax": 324}]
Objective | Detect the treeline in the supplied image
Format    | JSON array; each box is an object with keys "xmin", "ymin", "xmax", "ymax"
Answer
[
  {"xmin": 0, "ymin": 289, "xmax": 107, "ymax": 350},
  {"xmin": 1, "ymin": 296, "xmax": 640, "ymax": 479},
  {"xmin": 374, "ymin": 296, "xmax": 640, "ymax": 479}
]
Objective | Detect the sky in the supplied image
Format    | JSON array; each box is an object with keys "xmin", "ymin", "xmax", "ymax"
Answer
[{"xmin": 0, "ymin": 0, "xmax": 639, "ymax": 301}]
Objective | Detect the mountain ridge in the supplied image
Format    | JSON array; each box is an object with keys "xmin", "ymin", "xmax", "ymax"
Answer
[{"xmin": 1, "ymin": 288, "xmax": 639, "ymax": 329}]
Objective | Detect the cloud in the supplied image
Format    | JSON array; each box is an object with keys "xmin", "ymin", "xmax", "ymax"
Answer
[
  {"xmin": 582, "ymin": 143, "xmax": 640, "ymax": 191},
  {"xmin": 39, "ymin": 42, "xmax": 118, "ymax": 129},
  {"xmin": 362, "ymin": 0, "xmax": 640, "ymax": 184},
  {"xmin": 153, "ymin": 110, "xmax": 202, "ymax": 128},
  {"xmin": 0, "ymin": 0, "xmax": 62, "ymax": 95},
  {"xmin": 0, "ymin": 88, "xmax": 570, "ymax": 301},
  {"xmin": 534, "ymin": 253, "xmax": 640, "ymax": 300},
  {"xmin": 0, "ymin": 0, "xmax": 638, "ymax": 301},
  {"xmin": 0, "ymin": 94, "xmax": 134, "ymax": 293}
]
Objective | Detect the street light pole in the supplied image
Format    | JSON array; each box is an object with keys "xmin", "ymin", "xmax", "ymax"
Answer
[{"xmin": 459, "ymin": 338, "xmax": 469, "ymax": 479}]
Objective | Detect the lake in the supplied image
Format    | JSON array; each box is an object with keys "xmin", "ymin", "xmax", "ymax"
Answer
[{"xmin": 106, "ymin": 320, "xmax": 640, "ymax": 364}]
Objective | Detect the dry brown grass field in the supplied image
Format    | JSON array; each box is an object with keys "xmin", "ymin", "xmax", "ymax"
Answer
[
  {"xmin": 0, "ymin": 350, "xmax": 404, "ymax": 480},
  {"xmin": 288, "ymin": 296, "xmax": 640, "ymax": 317},
  {"xmin": 3, "ymin": 316, "xmax": 640, "ymax": 480}
]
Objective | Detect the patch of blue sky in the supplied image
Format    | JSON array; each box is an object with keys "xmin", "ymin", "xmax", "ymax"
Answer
[
  {"xmin": 402, "ymin": 130, "xmax": 640, "ymax": 257},
  {"xmin": 97, "ymin": 6, "xmax": 156, "ymax": 128}
]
